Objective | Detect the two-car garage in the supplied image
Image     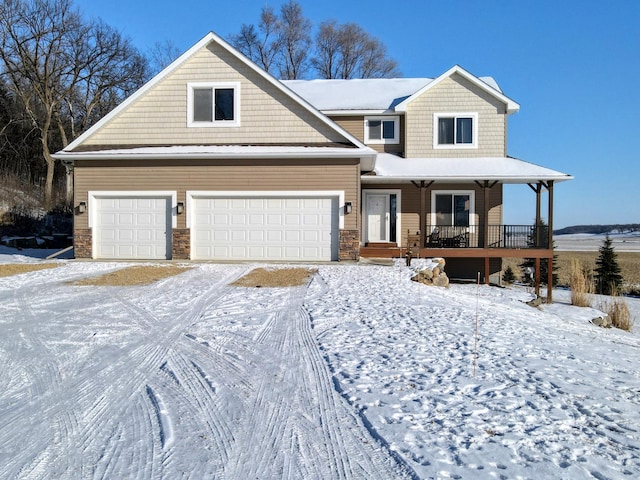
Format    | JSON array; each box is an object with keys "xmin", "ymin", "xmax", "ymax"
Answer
[{"xmin": 91, "ymin": 192, "xmax": 341, "ymax": 262}]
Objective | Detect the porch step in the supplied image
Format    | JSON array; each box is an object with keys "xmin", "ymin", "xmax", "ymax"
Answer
[{"xmin": 360, "ymin": 246, "xmax": 403, "ymax": 258}]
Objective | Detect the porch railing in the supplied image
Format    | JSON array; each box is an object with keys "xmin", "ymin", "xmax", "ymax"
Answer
[{"xmin": 420, "ymin": 225, "xmax": 550, "ymax": 249}]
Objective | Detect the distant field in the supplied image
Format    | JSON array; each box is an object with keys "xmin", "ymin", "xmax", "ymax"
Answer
[{"xmin": 504, "ymin": 251, "xmax": 640, "ymax": 290}]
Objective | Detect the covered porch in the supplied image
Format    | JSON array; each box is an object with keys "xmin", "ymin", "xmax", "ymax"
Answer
[{"xmin": 359, "ymin": 155, "xmax": 573, "ymax": 301}]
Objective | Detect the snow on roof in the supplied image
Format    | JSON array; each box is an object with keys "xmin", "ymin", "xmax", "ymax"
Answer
[
  {"xmin": 283, "ymin": 75, "xmax": 503, "ymax": 112},
  {"xmin": 53, "ymin": 144, "xmax": 376, "ymax": 160},
  {"xmin": 364, "ymin": 154, "xmax": 573, "ymax": 184}
]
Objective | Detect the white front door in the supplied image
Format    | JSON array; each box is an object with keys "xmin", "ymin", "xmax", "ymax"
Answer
[{"xmin": 366, "ymin": 194, "xmax": 389, "ymax": 242}]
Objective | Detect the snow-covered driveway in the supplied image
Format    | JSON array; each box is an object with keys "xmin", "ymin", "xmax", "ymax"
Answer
[{"xmin": 0, "ymin": 263, "xmax": 410, "ymax": 479}]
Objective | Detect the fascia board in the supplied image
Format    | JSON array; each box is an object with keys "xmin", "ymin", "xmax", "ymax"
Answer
[
  {"xmin": 322, "ymin": 109, "xmax": 397, "ymax": 116},
  {"xmin": 361, "ymin": 174, "xmax": 574, "ymax": 184},
  {"xmin": 52, "ymin": 149, "xmax": 376, "ymax": 161}
]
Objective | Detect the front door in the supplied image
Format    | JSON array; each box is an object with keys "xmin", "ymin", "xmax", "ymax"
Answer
[{"xmin": 366, "ymin": 194, "xmax": 389, "ymax": 242}]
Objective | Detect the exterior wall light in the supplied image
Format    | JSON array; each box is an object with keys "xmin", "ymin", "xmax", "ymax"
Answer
[
  {"xmin": 344, "ymin": 201, "xmax": 352, "ymax": 214},
  {"xmin": 77, "ymin": 201, "xmax": 86, "ymax": 214},
  {"xmin": 177, "ymin": 202, "xmax": 185, "ymax": 214}
]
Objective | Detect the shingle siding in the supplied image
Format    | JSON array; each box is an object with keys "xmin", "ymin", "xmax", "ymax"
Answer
[
  {"xmin": 405, "ymin": 73, "xmax": 507, "ymax": 158},
  {"xmin": 82, "ymin": 43, "xmax": 345, "ymax": 147}
]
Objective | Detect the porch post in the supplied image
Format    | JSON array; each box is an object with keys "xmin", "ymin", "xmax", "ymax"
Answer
[
  {"xmin": 535, "ymin": 257, "xmax": 541, "ymax": 297},
  {"xmin": 483, "ymin": 181, "xmax": 490, "ymax": 249},
  {"xmin": 547, "ymin": 180, "xmax": 555, "ymax": 302},
  {"xmin": 484, "ymin": 256, "xmax": 490, "ymax": 285},
  {"xmin": 420, "ymin": 182, "xmax": 426, "ymax": 247}
]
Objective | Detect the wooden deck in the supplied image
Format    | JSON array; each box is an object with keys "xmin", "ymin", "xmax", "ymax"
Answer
[{"xmin": 360, "ymin": 246, "xmax": 554, "ymax": 259}]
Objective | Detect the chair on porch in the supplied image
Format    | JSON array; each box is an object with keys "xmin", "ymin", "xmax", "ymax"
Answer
[{"xmin": 426, "ymin": 227, "xmax": 441, "ymax": 247}]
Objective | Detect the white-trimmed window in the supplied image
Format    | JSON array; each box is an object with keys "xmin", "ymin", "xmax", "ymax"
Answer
[
  {"xmin": 432, "ymin": 190, "xmax": 475, "ymax": 226},
  {"xmin": 364, "ymin": 116, "xmax": 399, "ymax": 144},
  {"xmin": 434, "ymin": 113, "xmax": 477, "ymax": 148},
  {"xmin": 187, "ymin": 82, "xmax": 240, "ymax": 127}
]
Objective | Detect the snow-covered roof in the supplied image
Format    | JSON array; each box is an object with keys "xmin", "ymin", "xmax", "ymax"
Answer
[
  {"xmin": 53, "ymin": 144, "xmax": 376, "ymax": 161},
  {"xmin": 363, "ymin": 154, "xmax": 573, "ymax": 184},
  {"xmin": 283, "ymin": 78, "xmax": 433, "ymax": 111},
  {"xmin": 283, "ymin": 68, "xmax": 510, "ymax": 113}
]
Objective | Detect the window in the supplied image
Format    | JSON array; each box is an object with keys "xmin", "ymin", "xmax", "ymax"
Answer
[
  {"xmin": 432, "ymin": 191, "xmax": 474, "ymax": 226},
  {"xmin": 364, "ymin": 116, "xmax": 399, "ymax": 144},
  {"xmin": 187, "ymin": 82, "xmax": 240, "ymax": 127},
  {"xmin": 434, "ymin": 113, "xmax": 477, "ymax": 148}
]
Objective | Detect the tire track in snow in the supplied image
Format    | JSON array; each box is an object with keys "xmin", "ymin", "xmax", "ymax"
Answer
[
  {"xmin": 0, "ymin": 266, "xmax": 247, "ymax": 479},
  {"xmin": 223, "ymin": 285, "xmax": 413, "ymax": 480}
]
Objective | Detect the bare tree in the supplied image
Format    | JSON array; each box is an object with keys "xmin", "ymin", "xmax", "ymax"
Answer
[
  {"xmin": 0, "ymin": 0, "xmax": 148, "ymax": 207},
  {"xmin": 311, "ymin": 20, "xmax": 341, "ymax": 79},
  {"xmin": 356, "ymin": 35, "xmax": 399, "ymax": 79},
  {"xmin": 148, "ymin": 39, "xmax": 182, "ymax": 74},
  {"xmin": 276, "ymin": 0, "xmax": 311, "ymax": 80},
  {"xmin": 229, "ymin": 6, "xmax": 281, "ymax": 74},
  {"xmin": 229, "ymin": 1, "xmax": 399, "ymax": 80},
  {"xmin": 313, "ymin": 21, "xmax": 399, "ymax": 79}
]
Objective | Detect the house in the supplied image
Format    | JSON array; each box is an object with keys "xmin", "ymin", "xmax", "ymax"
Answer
[{"xmin": 54, "ymin": 31, "xmax": 572, "ymax": 297}]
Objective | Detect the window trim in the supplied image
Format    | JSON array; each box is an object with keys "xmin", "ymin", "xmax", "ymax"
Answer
[
  {"xmin": 433, "ymin": 112, "xmax": 477, "ymax": 149},
  {"xmin": 187, "ymin": 82, "xmax": 240, "ymax": 127},
  {"xmin": 431, "ymin": 190, "xmax": 475, "ymax": 227},
  {"xmin": 364, "ymin": 116, "xmax": 400, "ymax": 144}
]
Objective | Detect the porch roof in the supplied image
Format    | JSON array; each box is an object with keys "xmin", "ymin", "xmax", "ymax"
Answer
[{"xmin": 362, "ymin": 154, "xmax": 573, "ymax": 184}]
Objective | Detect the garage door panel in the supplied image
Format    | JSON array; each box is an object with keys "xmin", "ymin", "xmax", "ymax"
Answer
[
  {"xmin": 192, "ymin": 195, "xmax": 338, "ymax": 261},
  {"xmin": 248, "ymin": 230, "xmax": 264, "ymax": 241},
  {"xmin": 95, "ymin": 196, "xmax": 170, "ymax": 260}
]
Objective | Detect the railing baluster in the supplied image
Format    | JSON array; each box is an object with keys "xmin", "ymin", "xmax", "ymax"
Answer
[{"xmin": 422, "ymin": 225, "xmax": 551, "ymax": 249}]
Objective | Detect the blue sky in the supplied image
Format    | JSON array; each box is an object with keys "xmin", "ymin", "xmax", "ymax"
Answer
[{"xmin": 75, "ymin": 0, "xmax": 640, "ymax": 229}]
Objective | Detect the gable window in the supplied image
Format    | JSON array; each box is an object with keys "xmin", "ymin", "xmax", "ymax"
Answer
[
  {"xmin": 434, "ymin": 113, "xmax": 477, "ymax": 148},
  {"xmin": 187, "ymin": 82, "xmax": 240, "ymax": 127},
  {"xmin": 364, "ymin": 116, "xmax": 399, "ymax": 144}
]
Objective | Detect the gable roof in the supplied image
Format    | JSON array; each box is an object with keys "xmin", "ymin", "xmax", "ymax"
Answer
[
  {"xmin": 60, "ymin": 32, "xmax": 371, "ymax": 155},
  {"xmin": 282, "ymin": 67, "xmax": 513, "ymax": 114},
  {"xmin": 283, "ymin": 78, "xmax": 433, "ymax": 112},
  {"xmin": 394, "ymin": 65, "xmax": 520, "ymax": 114}
]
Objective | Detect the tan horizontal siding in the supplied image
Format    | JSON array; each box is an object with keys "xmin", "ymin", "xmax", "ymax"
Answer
[
  {"xmin": 83, "ymin": 43, "xmax": 346, "ymax": 147},
  {"xmin": 74, "ymin": 159, "xmax": 359, "ymax": 231},
  {"xmin": 406, "ymin": 73, "xmax": 507, "ymax": 158},
  {"xmin": 331, "ymin": 115, "xmax": 405, "ymax": 155}
]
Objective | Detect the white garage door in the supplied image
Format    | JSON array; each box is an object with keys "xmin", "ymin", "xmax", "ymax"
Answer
[
  {"xmin": 94, "ymin": 197, "xmax": 171, "ymax": 259},
  {"xmin": 191, "ymin": 196, "xmax": 338, "ymax": 261}
]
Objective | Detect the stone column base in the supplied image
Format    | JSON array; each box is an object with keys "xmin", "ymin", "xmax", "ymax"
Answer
[
  {"xmin": 339, "ymin": 229, "xmax": 360, "ymax": 261},
  {"xmin": 172, "ymin": 228, "xmax": 190, "ymax": 259},
  {"xmin": 73, "ymin": 228, "xmax": 92, "ymax": 258}
]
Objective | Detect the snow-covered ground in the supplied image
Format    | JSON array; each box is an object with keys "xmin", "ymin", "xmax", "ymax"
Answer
[
  {"xmin": 555, "ymin": 232, "xmax": 640, "ymax": 252},
  {"xmin": 0, "ymin": 251, "xmax": 639, "ymax": 479}
]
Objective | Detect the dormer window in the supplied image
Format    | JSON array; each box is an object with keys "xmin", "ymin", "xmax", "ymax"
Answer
[
  {"xmin": 364, "ymin": 116, "xmax": 399, "ymax": 144},
  {"xmin": 434, "ymin": 113, "xmax": 477, "ymax": 148},
  {"xmin": 187, "ymin": 82, "xmax": 240, "ymax": 127}
]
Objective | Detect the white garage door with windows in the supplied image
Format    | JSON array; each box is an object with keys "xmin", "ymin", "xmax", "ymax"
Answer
[
  {"xmin": 190, "ymin": 193, "xmax": 341, "ymax": 261},
  {"xmin": 92, "ymin": 194, "xmax": 173, "ymax": 259}
]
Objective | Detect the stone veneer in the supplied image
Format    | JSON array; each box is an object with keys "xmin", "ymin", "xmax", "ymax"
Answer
[
  {"xmin": 73, "ymin": 228, "xmax": 92, "ymax": 258},
  {"xmin": 74, "ymin": 227, "xmax": 355, "ymax": 261},
  {"xmin": 339, "ymin": 229, "xmax": 360, "ymax": 261},
  {"xmin": 172, "ymin": 229, "xmax": 190, "ymax": 259}
]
